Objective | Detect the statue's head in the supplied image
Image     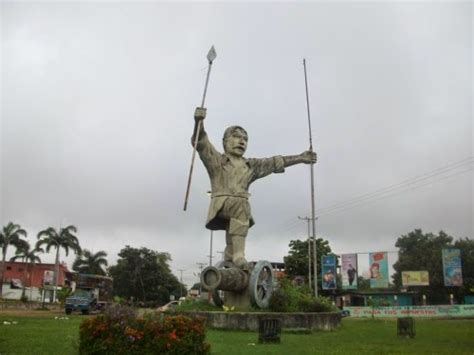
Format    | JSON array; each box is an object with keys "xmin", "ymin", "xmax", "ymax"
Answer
[{"xmin": 223, "ymin": 126, "xmax": 248, "ymax": 158}]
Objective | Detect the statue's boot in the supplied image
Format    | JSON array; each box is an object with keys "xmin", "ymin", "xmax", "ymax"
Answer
[{"xmin": 231, "ymin": 235, "xmax": 248, "ymax": 269}]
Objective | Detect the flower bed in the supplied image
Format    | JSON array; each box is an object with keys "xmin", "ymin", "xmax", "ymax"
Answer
[{"xmin": 79, "ymin": 305, "xmax": 210, "ymax": 354}]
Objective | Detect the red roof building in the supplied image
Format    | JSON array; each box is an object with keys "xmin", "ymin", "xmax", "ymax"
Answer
[{"xmin": 1, "ymin": 261, "xmax": 69, "ymax": 288}]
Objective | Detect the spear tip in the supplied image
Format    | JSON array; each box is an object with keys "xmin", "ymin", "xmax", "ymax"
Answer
[{"xmin": 207, "ymin": 45, "xmax": 217, "ymax": 63}]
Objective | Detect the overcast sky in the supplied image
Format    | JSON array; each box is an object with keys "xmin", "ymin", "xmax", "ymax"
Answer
[{"xmin": 1, "ymin": 1, "xmax": 472, "ymax": 287}]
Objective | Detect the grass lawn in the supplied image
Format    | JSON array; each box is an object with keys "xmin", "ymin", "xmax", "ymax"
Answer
[{"xmin": 0, "ymin": 311, "xmax": 473, "ymax": 354}]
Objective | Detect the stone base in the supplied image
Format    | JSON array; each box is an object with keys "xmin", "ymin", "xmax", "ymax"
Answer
[
  {"xmin": 183, "ymin": 311, "xmax": 341, "ymax": 331},
  {"xmin": 224, "ymin": 289, "xmax": 250, "ymax": 309}
]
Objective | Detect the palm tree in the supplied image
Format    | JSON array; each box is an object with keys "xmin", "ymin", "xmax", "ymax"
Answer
[
  {"xmin": 72, "ymin": 249, "xmax": 108, "ymax": 276},
  {"xmin": 10, "ymin": 242, "xmax": 43, "ymax": 300},
  {"xmin": 0, "ymin": 222, "xmax": 28, "ymax": 297},
  {"xmin": 36, "ymin": 225, "xmax": 81, "ymax": 301}
]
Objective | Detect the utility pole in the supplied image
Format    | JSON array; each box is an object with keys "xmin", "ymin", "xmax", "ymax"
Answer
[
  {"xmin": 216, "ymin": 251, "xmax": 225, "ymax": 261},
  {"xmin": 177, "ymin": 269, "xmax": 185, "ymax": 298},
  {"xmin": 298, "ymin": 216, "xmax": 313, "ymax": 292},
  {"xmin": 206, "ymin": 191, "xmax": 214, "ymax": 267},
  {"xmin": 208, "ymin": 231, "xmax": 214, "ymax": 266},
  {"xmin": 196, "ymin": 262, "xmax": 207, "ymax": 297}
]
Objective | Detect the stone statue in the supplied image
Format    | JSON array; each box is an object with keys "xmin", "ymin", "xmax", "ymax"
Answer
[{"xmin": 192, "ymin": 107, "xmax": 317, "ymax": 269}]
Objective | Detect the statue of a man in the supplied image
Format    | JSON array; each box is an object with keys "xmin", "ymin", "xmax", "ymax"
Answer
[{"xmin": 192, "ymin": 107, "xmax": 317, "ymax": 269}]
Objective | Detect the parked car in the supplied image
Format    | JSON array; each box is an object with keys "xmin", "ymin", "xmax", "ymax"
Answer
[{"xmin": 340, "ymin": 309, "xmax": 351, "ymax": 318}]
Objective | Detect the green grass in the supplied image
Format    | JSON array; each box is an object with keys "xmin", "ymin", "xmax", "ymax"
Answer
[
  {"xmin": 0, "ymin": 314, "xmax": 83, "ymax": 355},
  {"xmin": 207, "ymin": 318, "xmax": 474, "ymax": 354},
  {"xmin": 0, "ymin": 313, "xmax": 473, "ymax": 354}
]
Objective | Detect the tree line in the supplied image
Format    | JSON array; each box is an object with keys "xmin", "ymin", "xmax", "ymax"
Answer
[{"xmin": 0, "ymin": 222, "xmax": 185, "ymax": 305}]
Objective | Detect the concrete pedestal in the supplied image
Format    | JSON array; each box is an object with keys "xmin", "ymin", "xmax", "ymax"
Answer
[{"xmin": 224, "ymin": 287, "xmax": 250, "ymax": 309}]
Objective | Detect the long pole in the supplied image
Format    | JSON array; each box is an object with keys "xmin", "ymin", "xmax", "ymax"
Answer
[
  {"xmin": 196, "ymin": 262, "xmax": 206, "ymax": 297},
  {"xmin": 303, "ymin": 58, "xmax": 318, "ymax": 297},
  {"xmin": 298, "ymin": 216, "xmax": 312, "ymax": 292},
  {"xmin": 207, "ymin": 191, "xmax": 214, "ymax": 267},
  {"xmin": 209, "ymin": 231, "xmax": 214, "ymax": 266},
  {"xmin": 207, "ymin": 231, "xmax": 214, "ymax": 301},
  {"xmin": 183, "ymin": 46, "xmax": 217, "ymax": 211},
  {"xmin": 178, "ymin": 269, "xmax": 185, "ymax": 298}
]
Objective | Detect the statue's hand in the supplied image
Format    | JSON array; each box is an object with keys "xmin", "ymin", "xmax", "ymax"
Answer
[
  {"xmin": 301, "ymin": 150, "xmax": 317, "ymax": 164},
  {"xmin": 194, "ymin": 107, "xmax": 207, "ymax": 122}
]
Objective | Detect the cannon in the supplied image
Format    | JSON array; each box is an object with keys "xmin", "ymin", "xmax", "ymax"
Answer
[{"xmin": 201, "ymin": 260, "xmax": 274, "ymax": 309}]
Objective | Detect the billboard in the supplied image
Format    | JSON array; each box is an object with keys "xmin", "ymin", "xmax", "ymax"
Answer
[
  {"xmin": 369, "ymin": 252, "xmax": 389, "ymax": 288},
  {"xmin": 321, "ymin": 255, "xmax": 337, "ymax": 290},
  {"xmin": 341, "ymin": 254, "xmax": 358, "ymax": 289},
  {"xmin": 442, "ymin": 249, "xmax": 463, "ymax": 286},
  {"xmin": 401, "ymin": 271, "xmax": 429, "ymax": 286}
]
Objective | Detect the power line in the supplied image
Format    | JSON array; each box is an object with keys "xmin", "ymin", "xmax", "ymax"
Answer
[
  {"xmin": 317, "ymin": 165, "xmax": 473, "ymax": 218},
  {"xmin": 285, "ymin": 157, "xmax": 473, "ymax": 223},
  {"xmin": 272, "ymin": 157, "xmax": 473, "ymax": 236},
  {"xmin": 314, "ymin": 157, "xmax": 473, "ymax": 216}
]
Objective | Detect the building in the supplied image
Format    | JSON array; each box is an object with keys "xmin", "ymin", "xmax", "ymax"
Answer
[{"xmin": 1, "ymin": 261, "xmax": 69, "ymax": 288}]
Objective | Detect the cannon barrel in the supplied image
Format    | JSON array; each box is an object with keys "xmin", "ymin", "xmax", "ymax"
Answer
[{"xmin": 201, "ymin": 266, "xmax": 249, "ymax": 292}]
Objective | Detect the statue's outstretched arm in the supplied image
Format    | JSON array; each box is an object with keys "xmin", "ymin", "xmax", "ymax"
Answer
[{"xmin": 283, "ymin": 150, "xmax": 317, "ymax": 167}]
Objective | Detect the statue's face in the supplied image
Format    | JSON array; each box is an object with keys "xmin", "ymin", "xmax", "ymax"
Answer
[{"xmin": 223, "ymin": 128, "xmax": 248, "ymax": 157}]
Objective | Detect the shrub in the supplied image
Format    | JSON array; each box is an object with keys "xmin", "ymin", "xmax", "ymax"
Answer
[
  {"xmin": 175, "ymin": 299, "xmax": 222, "ymax": 313},
  {"xmin": 268, "ymin": 288, "xmax": 290, "ymax": 312},
  {"xmin": 269, "ymin": 278, "xmax": 337, "ymax": 313},
  {"xmin": 79, "ymin": 305, "xmax": 210, "ymax": 354},
  {"xmin": 297, "ymin": 294, "xmax": 336, "ymax": 312}
]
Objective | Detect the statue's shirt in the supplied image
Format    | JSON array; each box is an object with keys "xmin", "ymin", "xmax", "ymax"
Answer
[{"xmin": 195, "ymin": 131, "xmax": 285, "ymax": 231}]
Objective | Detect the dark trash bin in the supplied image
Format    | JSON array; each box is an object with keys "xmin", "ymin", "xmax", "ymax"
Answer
[
  {"xmin": 258, "ymin": 317, "xmax": 281, "ymax": 343},
  {"xmin": 397, "ymin": 317, "xmax": 415, "ymax": 338}
]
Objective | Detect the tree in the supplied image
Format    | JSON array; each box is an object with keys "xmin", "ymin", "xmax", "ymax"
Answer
[
  {"xmin": 356, "ymin": 276, "xmax": 371, "ymax": 292},
  {"xmin": 108, "ymin": 246, "xmax": 184, "ymax": 305},
  {"xmin": 454, "ymin": 238, "xmax": 474, "ymax": 298},
  {"xmin": 0, "ymin": 222, "xmax": 28, "ymax": 296},
  {"xmin": 10, "ymin": 242, "xmax": 43, "ymax": 300},
  {"xmin": 393, "ymin": 229, "xmax": 473, "ymax": 303},
  {"xmin": 284, "ymin": 237, "xmax": 332, "ymax": 293},
  {"xmin": 72, "ymin": 249, "xmax": 108, "ymax": 276},
  {"xmin": 36, "ymin": 225, "xmax": 81, "ymax": 300}
]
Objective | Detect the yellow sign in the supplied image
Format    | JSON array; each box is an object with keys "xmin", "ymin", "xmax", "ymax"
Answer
[{"xmin": 402, "ymin": 271, "xmax": 429, "ymax": 286}]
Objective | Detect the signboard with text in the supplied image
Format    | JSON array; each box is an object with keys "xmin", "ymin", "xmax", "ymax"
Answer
[
  {"xmin": 402, "ymin": 271, "xmax": 429, "ymax": 286},
  {"xmin": 345, "ymin": 305, "xmax": 474, "ymax": 318}
]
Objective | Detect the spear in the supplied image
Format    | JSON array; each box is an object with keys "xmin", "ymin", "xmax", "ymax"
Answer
[
  {"xmin": 303, "ymin": 58, "xmax": 318, "ymax": 297},
  {"xmin": 183, "ymin": 46, "xmax": 217, "ymax": 211}
]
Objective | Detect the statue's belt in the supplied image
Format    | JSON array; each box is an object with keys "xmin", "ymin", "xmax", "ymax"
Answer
[{"xmin": 211, "ymin": 192, "xmax": 250, "ymax": 199}]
